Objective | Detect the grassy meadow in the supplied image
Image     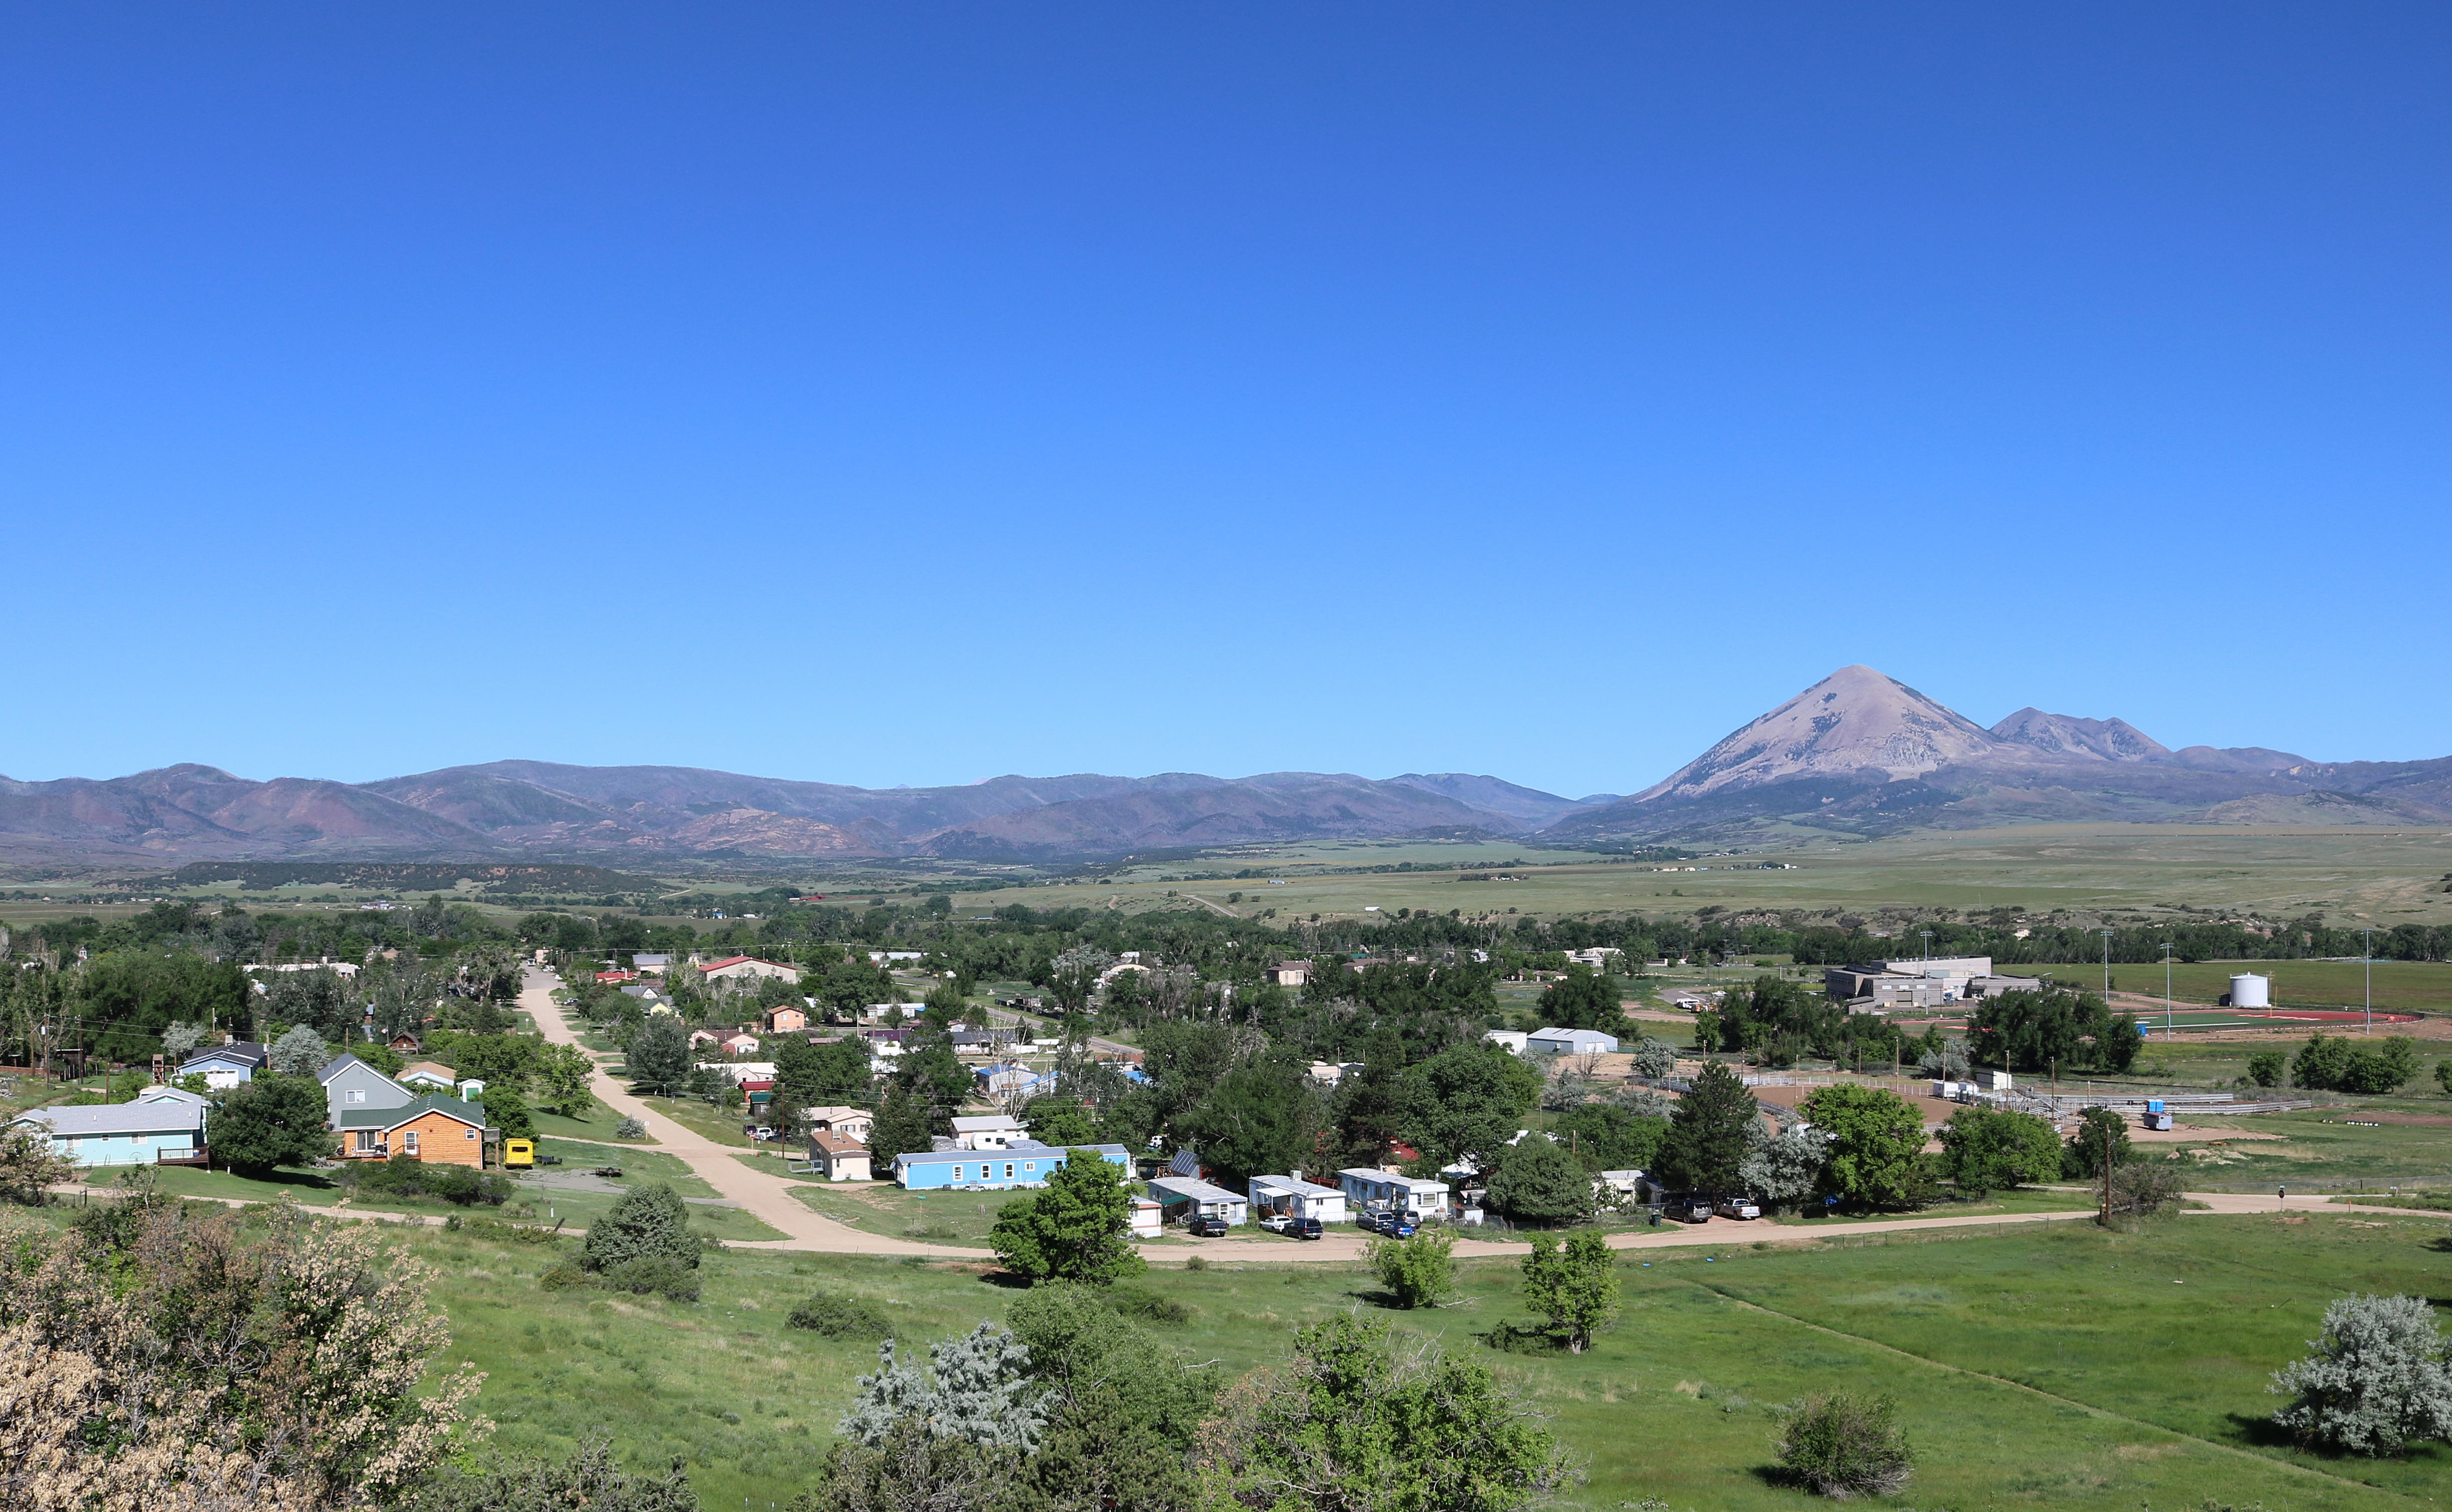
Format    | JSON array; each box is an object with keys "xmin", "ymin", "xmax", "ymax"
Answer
[
  {"xmin": 365, "ymin": 1208, "xmax": 2452, "ymax": 1511},
  {"xmin": 951, "ymin": 824, "xmax": 2452, "ymax": 929}
]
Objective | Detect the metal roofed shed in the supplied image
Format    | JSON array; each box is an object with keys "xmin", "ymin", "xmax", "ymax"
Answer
[{"xmin": 1146, "ymin": 1175, "xmax": 1249, "ymax": 1225}]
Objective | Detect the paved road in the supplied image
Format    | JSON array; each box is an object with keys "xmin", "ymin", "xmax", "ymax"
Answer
[
  {"xmin": 523, "ymin": 970, "xmax": 978, "ymax": 1256},
  {"xmin": 520, "ymin": 968, "xmax": 2425, "ymax": 1267}
]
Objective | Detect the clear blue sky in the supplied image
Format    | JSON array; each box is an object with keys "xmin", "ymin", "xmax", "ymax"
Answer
[{"xmin": 6, "ymin": 5, "xmax": 2446, "ymax": 799}]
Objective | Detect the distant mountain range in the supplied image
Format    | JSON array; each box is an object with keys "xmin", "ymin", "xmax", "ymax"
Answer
[{"xmin": 5, "ymin": 666, "xmax": 2445, "ymax": 864}]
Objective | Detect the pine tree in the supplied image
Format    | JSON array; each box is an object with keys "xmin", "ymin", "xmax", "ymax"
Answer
[
  {"xmin": 580, "ymin": 1183, "xmax": 700, "ymax": 1274},
  {"xmin": 1655, "ymin": 1060, "xmax": 1753, "ymax": 1191}
]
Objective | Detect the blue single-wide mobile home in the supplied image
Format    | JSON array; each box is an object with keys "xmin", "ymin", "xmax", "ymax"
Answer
[
  {"xmin": 13, "ymin": 1101, "xmax": 208, "ymax": 1167},
  {"xmin": 894, "ymin": 1139, "xmax": 1129, "ymax": 1190}
]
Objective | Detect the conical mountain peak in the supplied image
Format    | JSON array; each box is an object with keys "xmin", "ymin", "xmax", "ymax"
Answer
[{"xmin": 1633, "ymin": 666, "xmax": 2001, "ymax": 802}]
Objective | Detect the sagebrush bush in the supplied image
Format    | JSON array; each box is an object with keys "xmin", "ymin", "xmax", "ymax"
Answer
[
  {"xmin": 788, "ymin": 1292, "xmax": 894, "ymax": 1339},
  {"xmin": 1104, "ymin": 1286, "xmax": 1192, "ymax": 1325},
  {"xmin": 1778, "ymin": 1393, "xmax": 1913, "ymax": 1498},
  {"xmin": 600, "ymin": 1256, "xmax": 700, "ymax": 1303},
  {"xmin": 612, "ymin": 1116, "xmax": 649, "ymax": 1140},
  {"xmin": 2272, "ymin": 1294, "xmax": 2452, "ymax": 1454}
]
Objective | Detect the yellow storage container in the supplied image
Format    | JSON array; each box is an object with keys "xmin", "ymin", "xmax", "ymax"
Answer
[{"xmin": 504, "ymin": 1138, "xmax": 535, "ymax": 1168}]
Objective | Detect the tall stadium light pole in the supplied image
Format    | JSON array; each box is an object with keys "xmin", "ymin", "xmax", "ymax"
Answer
[
  {"xmin": 2363, "ymin": 928, "xmax": 2375, "ymax": 1035},
  {"xmin": 2100, "ymin": 929, "xmax": 2114, "ymax": 998},
  {"xmin": 2162, "ymin": 942, "xmax": 2176, "ymax": 1040}
]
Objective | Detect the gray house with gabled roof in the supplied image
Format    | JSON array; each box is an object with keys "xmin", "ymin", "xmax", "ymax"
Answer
[{"xmin": 317, "ymin": 1053, "xmax": 415, "ymax": 1127}]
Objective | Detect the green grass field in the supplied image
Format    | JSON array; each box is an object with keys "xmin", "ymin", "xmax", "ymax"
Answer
[
  {"xmin": 2029, "ymin": 958, "xmax": 2452, "ymax": 1014},
  {"xmin": 376, "ymin": 1208, "xmax": 2452, "ymax": 1511},
  {"xmin": 949, "ymin": 823, "xmax": 2452, "ymax": 928}
]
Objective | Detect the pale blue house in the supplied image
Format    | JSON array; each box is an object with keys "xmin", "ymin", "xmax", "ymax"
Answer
[
  {"xmin": 13, "ymin": 1100, "xmax": 208, "ymax": 1168},
  {"xmin": 893, "ymin": 1140, "xmax": 1129, "ymax": 1191},
  {"xmin": 180, "ymin": 1041, "xmax": 269, "ymax": 1090}
]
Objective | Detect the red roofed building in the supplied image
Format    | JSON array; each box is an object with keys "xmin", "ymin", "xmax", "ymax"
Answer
[
  {"xmin": 596, "ymin": 970, "xmax": 637, "ymax": 985},
  {"xmin": 697, "ymin": 956, "xmax": 803, "ymax": 985}
]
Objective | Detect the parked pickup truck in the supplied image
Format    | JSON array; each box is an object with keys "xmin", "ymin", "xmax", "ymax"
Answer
[{"xmin": 1713, "ymin": 1196, "xmax": 1763, "ymax": 1221}]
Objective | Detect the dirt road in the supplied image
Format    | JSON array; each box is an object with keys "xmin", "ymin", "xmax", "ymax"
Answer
[
  {"xmin": 522, "ymin": 970, "xmax": 2423, "ymax": 1268},
  {"xmin": 523, "ymin": 970, "xmax": 977, "ymax": 1256}
]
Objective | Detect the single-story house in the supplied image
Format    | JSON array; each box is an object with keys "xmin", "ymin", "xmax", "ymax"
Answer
[
  {"xmin": 317, "ymin": 1053, "xmax": 415, "ymax": 1126},
  {"xmin": 1146, "ymin": 1175, "xmax": 1249, "ymax": 1225},
  {"xmin": 386, "ymin": 1031, "xmax": 423, "ymax": 1053},
  {"xmin": 698, "ymin": 956, "xmax": 803, "ymax": 985},
  {"xmin": 335, "ymin": 1094, "xmax": 490, "ymax": 1166},
  {"xmin": 700, "ymin": 1061, "xmax": 777, "ymax": 1085},
  {"xmin": 1263, "ymin": 961, "xmax": 1312, "ymax": 988},
  {"xmin": 1481, "ymin": 1029, "xmax": 1529, "ymax": 1054},
  {"xmin": 974, "ymin": 1063, "xmax": 1037, "ymax": 1098},
  {"xmin": 764, "ymin": 1006, "xmax": 808, "ymax": 1033},
  {"xmin": 893, "ymin": 1140, "xmax": 1130, "ymax": 1191},
  {"xmin": 951, "ymin": 1114, "xmax": 1027, "ymax": 1150},
  {"xmin": 806, "ymin": 1128, "xmax": 872, "ymax": 1181},
  {"xmin": 1249, "ymin": 1174, "xmax": 1347, "ymax": 1224},
  {"xmin": 398, "ymin": 1061, "xmax": 459, "ymax": 1092},
  {"xmin": 1525, "ymin": 1027, "xmax": 1620, "ymax": 1056},
  {"xmin": 803, "ymin": 1106, "xmax": 874, "ymax": 1143},
  {"xmin": 595, "ymin": 970, "xmax": 637, "ymax": 985},
  {"xmin": 179, "ymin": 1042, "xmax": 268, "ymax": 1091},
  {"xmin": 1129, "ymin": 1196, "xmax": 1165, "ymax": 1239},
  {"xmin": 720, "ymin": 1032, "xmax": 763, "ymax": 1057},
  {"xmin": 1337, "ymin": 1168, "xmax": 1452, "ymax": 1218},
  {"xmin": 633, "ymin": 953, "xmax": 672, "ymax": 974},
  {"xmin": 689, "ymin": 1028, "xmax": 723, "ymax": 1050},
  {"xmin": 10, "ymin": 1100, "xmax": 208, "ymax": 1168}
]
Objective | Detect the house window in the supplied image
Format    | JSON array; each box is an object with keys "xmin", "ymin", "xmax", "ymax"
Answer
[
  {"xmin": 950, "ymin": 1165, "xmax": 964, "ymax": 1181},
  {"xmin": 346, "ymin": 1089, "xmax": 365, "ymax": 1104},
  {"xmin": 1023, "ymin": 1161, "xmax": 1036, "ymax": 1172},
  {"xmin": 354, "ymin": 1130, "xmax": 378, "ymax": 1153},
  {"xmin": 403, "ymin": 1131, "xmax": 419, "ymax": 1155},
  {"xmin": 1004, "ymin": 1163, "xmax": 1015, "ymax": 1180},
  {"xmin": 464, "ymin": 1127, "xmax": 477, "ymax": 1139}
]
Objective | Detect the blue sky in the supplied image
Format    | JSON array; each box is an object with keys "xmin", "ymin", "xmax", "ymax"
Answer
[{"xmin": 5, "ymin": 5, "xmax": 2446, "ymax": 799}]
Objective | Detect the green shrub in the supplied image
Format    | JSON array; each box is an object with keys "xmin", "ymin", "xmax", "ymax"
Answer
[
  {"xmin": 1104, "ymin": 1285, "xmax": 1192, "ymax": 1325},
  {"xmin": 1777, "ymin": 1393, "xmax": 1914, "ymax": 1498},
  {"xmin": 539, "ymin": 1263, "xmax": 588, "ymax": 1290},
  {"xmin": 580, "ymin": 1183, "xmax": 700, "ymax": 1275},
  {"xmin": 1365, "ymin": 1229, "xmax": 1455, "ymax": 1310},
  {"xmin": 600, "ymin": 1256, "xmax": 700, "ymax": 1303},
  {"xmin": 2248, "ymin": 1050, "xmax": 2286, "ymax": 1088},
  {"xmin": 1478, "ymin": 1319, "xmax": 1560, "ymax": 1355},
  {"xmin": 788, "ymin": 1292, "xmax": 894, "ymax": 1339}
]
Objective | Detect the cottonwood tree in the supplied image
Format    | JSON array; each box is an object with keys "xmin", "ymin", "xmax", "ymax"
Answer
[
  {"xmin": 1935, "ymin": 1105, "xmax": 2060, "ymax": 1197},
  {"xmin": 1739, "ymin": 1112, "xmax": 1830, "ymax": 1211},
  {"xmin": 1798, "ymin": 1083, "xmax": 1929, "ymax": 1210},
  {"xmin": 534, "ymin": 1041, "xmax": 599, "ymax": 1118},
  {"xmin": 1485, "ymin": 1134, "xmax": 1595, "ymax": 1225},
  {"xmin": 1521, "ymin": 1229, "xmax": 1619, "ymax": 1353},
  {"xmin": 989, "ymin": 1151, "xmax": 1144, "ymax": 1285},
  {"xmin": 2272, "ymin": 1294, "xmax": 2452, "ymax": 1454}
]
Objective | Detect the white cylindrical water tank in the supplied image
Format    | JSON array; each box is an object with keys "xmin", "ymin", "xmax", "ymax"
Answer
[{"xmin": 2230, "ymin": 973, "xmax": 2271, "ymax": 1009}]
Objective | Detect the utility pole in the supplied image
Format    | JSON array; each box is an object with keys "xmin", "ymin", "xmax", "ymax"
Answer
[{"xmin": 2099, "ymin": 929, "xmax": 2114, "ymax": 999}]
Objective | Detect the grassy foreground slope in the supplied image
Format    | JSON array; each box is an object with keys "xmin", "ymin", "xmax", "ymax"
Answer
[{"xmin": 410, "ymin": 1211, "xmax": 2444, "ymax": 1511}]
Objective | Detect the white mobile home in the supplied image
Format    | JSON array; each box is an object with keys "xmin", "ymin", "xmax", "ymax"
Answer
[
  {"xmin": 1249, "ymin": 1174, "xmax": 1347, "ymax": 1224},
  {"xmin": 1145, "ymin": 1175, "xmax": 1249, "ymax": 1225},
  {"xmin": 1337, "ymin": 1168, "xmax": 1451, "ymax": 1218}
]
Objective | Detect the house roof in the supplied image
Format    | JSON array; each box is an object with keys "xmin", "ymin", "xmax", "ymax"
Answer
[
  {"xmin": 181, "ymin": 1042, "xmax": 267, "ymax": 1069},
  {"xmin": 895, "ymin": 1140, "xmax": 1127, "ymax": 1167},
  {"xmin": 318, "ymin": 1052, "xmax": 396, "ymax": 1085},
  {"xmin": 950, "ymin": 1115, "xmax": 1024, "ymax": 1133},
  {"xmin": 333, "ymin": 1093, "xmax": 488, "ymax": 1132},
  {"xmin": 808, "ymin": 1128, "xmax": 868, "ymax": 1155},
  {"xmin": 805, "ymin": 1105, "xmax": 870, "ymax": 1124},
  {"xmin": 134, "ymin": 1086, "xmax": 210, "ymax": 1108},
  {"xmin": 398, "ymin": 1061, "xmax": 458, "ymax": 1083},
  {"xmin": 1148, "ymin": 1175, "xmax": 1247, "ymax": 1204},
  {"xmin": 1337, "ymin": 1167, "xmax": 1450, "ymax": 1192},
  {"xmin": 1250, "ymin": 1174, "xmax": 1341, "ymax": 1198},
  {"xmin": 15, "ymin": 1102, "xmax": 204, "ymax": 1136}
]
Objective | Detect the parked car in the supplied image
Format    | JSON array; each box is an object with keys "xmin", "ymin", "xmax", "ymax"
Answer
[
  {"xmin": 1355, "ymin": 1210, "xmax": 1387, "ymax": 1233},
  {"xmin": 1384, "ymin": 1214, "xmax": 1419, "ymax": 1238},
  {"xmin": 1257, "ymin": 1213, "xmax": 1295, "ymax": 1234},
  {"xmin": 1293, "ymin": 1217, "xmax": 1324, "ymax": 1240},
  {"xmin": 1187, "ymin": 1215, "xmax": 1232, "ymax": 1238},
  {"xmin": 1670, "ymin": 1197, "xmax": 1713, "ymax": 1224},
  {"xmin": 1714, "ymin": 1196, "xmax": 1762, "ymax": 1221}
]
